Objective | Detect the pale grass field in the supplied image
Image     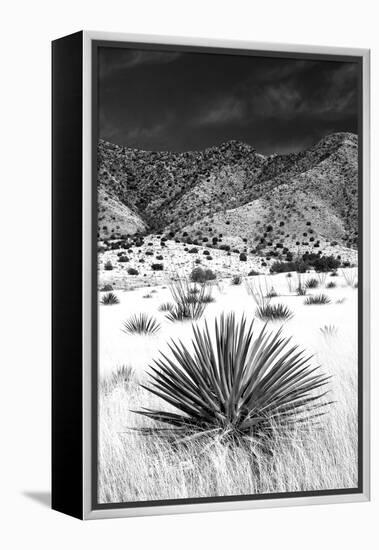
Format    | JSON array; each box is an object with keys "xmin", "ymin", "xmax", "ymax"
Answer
[{"xmin": 98, "ymin": 269, "xmax": 358, "ymax": 503}]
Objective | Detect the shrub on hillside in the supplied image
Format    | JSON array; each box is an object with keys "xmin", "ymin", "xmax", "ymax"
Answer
[
  {"xmin": 190, "ymin": 267, "xmax": 216, "ymax": 283},
  {"xmin": 151, "ymin": 263, "xmax": 164, "ymax": 271},
  {"xmin": 104, "ymin": 261, "xmax": 113, "ymax": 271},
  {"xmin": 239, "ymin": 253, "xmax": 247, "ymax": 261},
  {"xmin": 127, "ymin": 267, "xmax": 139, "ymax": 275}
]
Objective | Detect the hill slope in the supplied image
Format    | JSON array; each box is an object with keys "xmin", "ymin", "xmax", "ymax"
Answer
[{"xmin": 97, "ymin": 133, "xmax": 358, "ymax": 261}]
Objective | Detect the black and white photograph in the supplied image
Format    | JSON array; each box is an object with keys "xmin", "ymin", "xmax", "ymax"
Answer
[{"xmin": 95, "ymin": 44, "xmax": 362, "ymax": 505}]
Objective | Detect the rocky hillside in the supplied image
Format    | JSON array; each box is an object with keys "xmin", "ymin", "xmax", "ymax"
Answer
[{"xmin": 97, "ymin": 132, "xmax": 358, "ymax": 260}]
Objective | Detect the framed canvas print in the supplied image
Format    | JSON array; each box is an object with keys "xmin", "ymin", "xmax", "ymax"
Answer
[{"xmin": 52, "ymin": 31, "xmax": 370, "ymax": 520}]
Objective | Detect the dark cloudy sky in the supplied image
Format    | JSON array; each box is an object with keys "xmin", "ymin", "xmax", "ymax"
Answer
[{"xmin": 98, "ymin": 46, "xmax": 359, "ymax": 155}]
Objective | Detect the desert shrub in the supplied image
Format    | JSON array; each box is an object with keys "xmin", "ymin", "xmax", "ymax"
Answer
[
  {"xmin": 305, "ymin": 278, "xmax": 319, "ymax": 289},
  {"xmin": 304, "ymin": 294, "xmax": 331, "ymax": 305},
  {"xmin": 100, "ymin": 284, "xmax": 113, "ymax": 291},
  {"xmin": 231, "ymin": 275, "xmax": 242, "ymax": 285},
  {"xmin": 151, "ymin": 263, "xmax": 164, "ymax": 271},
  {"xmin": 266, "ymin": 286, "xmax": 278, "ymax": 298},
  {"xmin": 104, "ymin": 261, "xmax": 113, "ymax": 271},
  {"xmin": 190, "ymin": 267, "xmax": 216, "ymax": 283},
  {"xmin": 100, "ymin": 292, "xmax": 119, "ymax": 305},
  {"xmin": 330, "ymin": 271, "xmax": 338, "ymax": 277},
  {"xmin": 134, "ymin": 313, "xmax": 329, "ymax": 443},
  {"xmin": 118, "ymin": 255, "xmax": 129, "ymax": 263},
  {"xmin": 127, "ymin": 267, "xmax": 139, "ymax": 276},
  {"xmin": 313, "ymin": 255, "xmax": 341, "ymax": 272},
  {"xmin": 121, "ymin": 313, "xmax": 160, "ymax": 335},
  {"xmin": 326, "ymin": 281, "xmax": 337, "ymax": 289},
  {"xmin": 203, "ymin": 250, "xmax": 210, "ymax": 256},
  {"xmin": 206, "ymin": 256, "xmax": 212, "ymax": 261},
  {"xmin": 256, "ymin": 303, "xmax": 294, "ymax": 322},
  {"xmin": 239, "ymin": 253, "xmax": 247, "ymax": 261},
  {"xmin": 145, "ymin": 250, "xmax": 154, "ymax": 256},
  {"xmin": 156, "ymin": 255, "xmax": 164, "ymax": 261},
  {"xmin": 248, "ymin": 270, "xmax": 260, "ymax": 276},
  {"xmin": 270, "ymin": 260, "xmax": 307, "ymax": 274},
  {"xmin": 188, "ymin": 247, "xmax": 199, "ymax": 254}
]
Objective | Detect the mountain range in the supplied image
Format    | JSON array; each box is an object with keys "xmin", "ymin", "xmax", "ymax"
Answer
[{"xmin": 97, "ymin": 132, "xmax": 358, "ymax": 260}]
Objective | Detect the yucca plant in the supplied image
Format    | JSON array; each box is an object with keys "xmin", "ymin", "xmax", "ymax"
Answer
[
  {"xmin": 166, "ymin": 279, "xmax": 208, "ymax": 322},
  {"xmin": 256, "ymin": 303, "xmax": 294, "ymax": 322},
  {"xmin": 342, "ymin": 268, "xmax": 358, "ymax": 288},
  {"xmin": 326, "ymin": 281, "xmax": 337, "ymax": 289},
  {"xmin": 304, "ymin": 294, "xmax": 331, "ymax": 305},
  {"xmin": 133, "ymin": 313, "xmax": 330, "ymax": 443},
  {"xmin": 158, "ymin": 302, "xmax": 175, "ymax": 312},
  {"xmin": 305, "ymin": 278, "xmax": 319, "ymax": 289},
  {"xmin": 100, "ymin": 291, "xmax": 119, "ymax": 305},
  {"xmin": 320, "ymin": 325, "xmax": 338, "ymax": 337},
  {"xmin": 122, "ymin": 313, "xmax": 161, "ymax": 335}
]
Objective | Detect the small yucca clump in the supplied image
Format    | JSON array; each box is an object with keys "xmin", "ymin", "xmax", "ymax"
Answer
[
  {"xmin": 304, "ymin": 294, "xmax": 331, "ymax": 305},
  {"xmin": 133, "ymin": 313, "xmax": 330, "ymax": 443},
  {"xmin": 256, "ymin": 303, "xmax": 294, "ymax": 322},
  {"xmin": 326, "ymin": 281, "xmax": 337, "ymax": 289},
  {"xmin": 305, "ymin": 278, "xmax": 319, "ymax": 289},
  {"xmin": 158, "ymin": 302, "xmax": 175, "ymax": 312},
  {"xmin": 166, "ymin": 280, "xmax": 209, "ymax": 322},
  {"xmin": 320, "ymin": 325, "xmax": 338, "ymax": 337},
  {"xmin": 100, "ymin": 292, "xmax": 119, "ymax": 305},
  {"xmin": 122, "ymin": 313, "xmax": 161, "ymax": 335},
  {"xmin": 231, "ymin": 275, "xmax": 242, "ymax": 285}
]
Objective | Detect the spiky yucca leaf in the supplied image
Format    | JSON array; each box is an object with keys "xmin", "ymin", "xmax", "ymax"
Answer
[
  {"xmin": 133, "ymin": 313, "xmax": 330, "ymax": 442},
  {"xmin": 100, "ymin": 292, "xmax": 119, "ymax": 305},
  {"xmin": 305, "ymin": 278, "xmax": 319, "ymax": 289},
  {"xmin": 122, "ymin": 313, "xmax": 160, "ymax": 335}
]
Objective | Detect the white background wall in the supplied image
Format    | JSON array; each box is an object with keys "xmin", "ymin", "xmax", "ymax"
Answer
[{"xmin": 1, "ymin": 1, "xmax": 377, "ymax": 548}]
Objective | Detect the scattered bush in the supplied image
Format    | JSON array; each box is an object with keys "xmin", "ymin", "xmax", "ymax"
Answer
[
  {"xmin": 118, "ymin": 255, "xmax": 129, "ymax": 263},
  {"xmin": 188, "ymin": 247, "xmax": 199, "ymax": 254},
  {"xmin": 248, "ymin": 270, "xmax": 260, "ymax": 276},
  {"xmin": 100, "ymin": 292, "xmax": 119, "ymax": 305},
  {"xmin": 190, "ymin": 267, "xmax": 216, "ymax": 283},
  {"xmin": 156, "ymin": 255, "xmax": 164, "ymax": 261},
  {"xmin": 239, "ymin": 253, "xmax": 247, "ymax": 261},
  {"xmin": 326, "ymin": 281, "xmax": 337, "ymax": 289},
  {"xmin": 313, "ymin": 256, "xmax": 341, "ymax": 272},
  {"xmin": 100, "ymin": 284, "xmax": 113, "ymax": 291},
  {"xmin": 231, "ymin": 275, "xmax": 242, "ymax": 285},
  {"xmin": 151, "ymin": 263, "xmax": 164, "ymax": 271},
  {"xmin": 127, "ymin": 267, "xmax": 139, "ymax": 276},
  {"xmin": 121, "ymin": 313, "xmax": 160, "ymax": 335},
  {"xmin": 104, "ymin": 261, "xmax": 113, "ymax": 271}
]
